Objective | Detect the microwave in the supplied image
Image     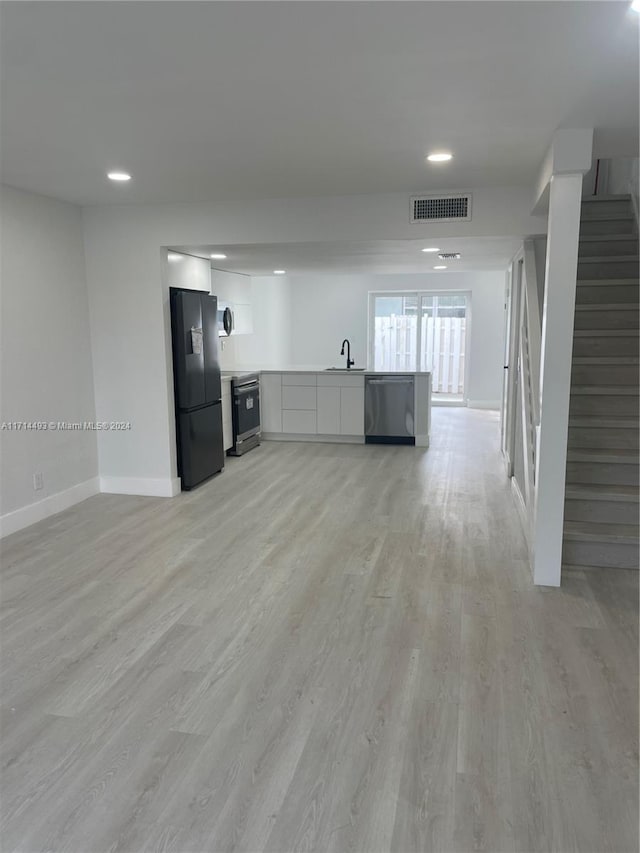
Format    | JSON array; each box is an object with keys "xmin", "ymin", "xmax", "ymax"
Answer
[{"xmin": 217, "ymin": 301, "xmax": 234, "ymax": 337}]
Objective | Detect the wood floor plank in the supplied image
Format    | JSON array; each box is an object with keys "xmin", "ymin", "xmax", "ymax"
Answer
[{"xmin": 0, "ymin": 408, "xmax": 637, "ymax": 852}]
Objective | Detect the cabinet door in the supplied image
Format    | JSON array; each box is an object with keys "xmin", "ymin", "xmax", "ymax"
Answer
[
  {"xmin": 233, "ymin": 303, "xmax": 253, "ymax": 335},
  {"xmin": 340, "ymin": 387, "xmax": 365, "ymax": 436},
  {"xmin": 282, "ymin": 373, "xmax": 317, "ymax": 386},
  {"xmin": 283, "ymin": 410, "xmax": 316, "ymax": 434},
  {"xmin": 221, "ymin": 383, "xmax": 233, "ymax": 450},
  {"xmin": 316, "ymin": 386, "xmax": 340, "ymax": 435},
  {"xmin": 260, "ymin": 374, "xmax": 282, "ymax": 433},
  {"xmin": 281, "ymin": 385, "xmax": 316, "ymax": 410}
]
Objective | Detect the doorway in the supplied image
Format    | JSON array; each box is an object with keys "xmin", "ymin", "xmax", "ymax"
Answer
[
  {"xmin": 418, "ymin": 293, "xmax": 468, "ymax": 402},
  {"xmin": 369, "ymin": 290, "xmax": 470, "ymax": 403}
]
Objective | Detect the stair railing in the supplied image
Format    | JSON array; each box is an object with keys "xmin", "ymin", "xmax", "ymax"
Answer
[
  {"xmin": 519, "ymin": 239, "xmax": 542, "ymax": 540},
  {"xmin": 630, "ymin": 159, "xmax": 639, "ymax": 229}
]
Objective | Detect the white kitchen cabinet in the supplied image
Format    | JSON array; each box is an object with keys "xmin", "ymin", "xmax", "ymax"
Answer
[
  {"xmin": 261, "ymin": 370, "xmax": 365, "ymax": 441},
  {"xmin": 211, "ymin": 269, "xmax": 253, "ymax": 335},
  {"xmin": 260, "ymin": 373, "xmax": 282, "ymax": 433},
  {"xmin": 282, "ymin": 373, "xmax": 317, "ymax": 386},
  {"xmin": 340, "ymin": 386, "xmax": 365, "ymax": 435},
  {"xmin": 283, "ymin": 409, "xmax": 316, "ymax": 434},
  {"xmin": 316, "ymin": 386, "xmax": 340, "ymax": 434},
  {"xmin": 232, "ymin": 302, "xmax": 253, "ymax": 335},
  {"xmin": 317, "ymin": 372, "xmax": 363, "ymax": 388},
  {"xmin": 221, "ymin": 380, "xmax": 233, "ymax": 451},
  {"xmin": 282, "ymin": 385, "xmax": 316, "ymax": 411}
]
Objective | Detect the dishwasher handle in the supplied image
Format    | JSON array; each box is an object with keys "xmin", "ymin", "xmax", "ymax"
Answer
[{"xmin": 366, "ymin": 377, "xmax": 414, "ymax": 384}]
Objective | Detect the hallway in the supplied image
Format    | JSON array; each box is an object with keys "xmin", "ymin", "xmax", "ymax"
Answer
[{"xmin": 1, "ymin": 408, "xmax": 637, "ymax": 852}]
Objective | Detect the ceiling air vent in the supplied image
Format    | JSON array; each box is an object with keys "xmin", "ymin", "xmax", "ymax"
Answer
[
  {"xmin": 410, "ymin": 193, "xmax": 472, "ymax": 223},
  {"xmin": 438, "ymin": 252, "xmax": 461, "ymax": 260}
]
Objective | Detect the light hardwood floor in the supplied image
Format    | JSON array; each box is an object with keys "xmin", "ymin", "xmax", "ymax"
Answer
[{"xmin": 1, "ymin": 408, "xmax": 637, "ymax": 853}]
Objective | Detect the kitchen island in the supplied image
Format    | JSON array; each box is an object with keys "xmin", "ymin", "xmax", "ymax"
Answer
[{"xmin": 258, "ymin": 369, "xmax": 431, "ymax": 447}]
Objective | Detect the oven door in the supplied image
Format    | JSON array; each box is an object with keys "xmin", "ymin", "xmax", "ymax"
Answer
[{"xmin": 233, "ymin": 382, "xmax": 261, "ymax": 440}]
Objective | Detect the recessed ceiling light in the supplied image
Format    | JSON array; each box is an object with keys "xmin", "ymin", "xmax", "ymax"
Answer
[
  {"xmin": 433, "ymin": 265, "xmax": 447, "ymax": 270},
  {"xmin": 167, "ymin": 253, "xmax": 183, "ymax": 262},
  {"xmin": 210, "ymin": 253, "xmax": 227, "ymax": 260},
  {"xmin": 107, "ymin": 171, "xmax": 131, "ymax": 181},
  {"xmin": 421, "ymin": 247, "xmax": 440, "ymax": 253},
  {"xmin": 632, "ymin": 0, "xmax": 640, "ymax": 12},
  {"xmin": 273, "ymin": 270, "xmax": 286, "ymax": 275},
  {"xmin": 426, "ymin": 152, "xmax": 453, "ymax": 163}
]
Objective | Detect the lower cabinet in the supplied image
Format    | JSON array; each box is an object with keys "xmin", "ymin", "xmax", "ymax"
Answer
[
  {"xmin": 282, "ymin": 409, "xmax": 316, "ymax": 434},
  {"xmin": 260, "ymin": 372, "xmax": 364, "ymax": 439},
  {"xmin": 221, "ymin": 381, "xmax": 233, "ymax": 452},
  {"xmin": 282, "ymin": 385, "xmax": 316, "ymax": 410},
  {"xmin": 316, "ymin": 386, "xmax": 340, "ymax": 434},
  {"xmin": 260, "ymin": 373, "xmax": 283, "ymax": 433},
  {"xmin": 340, "ymin": 386, "xmax": 365, "ymax": 435}
]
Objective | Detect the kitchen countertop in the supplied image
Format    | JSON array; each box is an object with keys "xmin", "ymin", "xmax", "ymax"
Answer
[
  {"xmin": 227, "ymin": 366, "xmax": 432, "ymax": 376},
  {"xmin": 221, "ymin": 370, "xmax": 259, "ymax": 380}
]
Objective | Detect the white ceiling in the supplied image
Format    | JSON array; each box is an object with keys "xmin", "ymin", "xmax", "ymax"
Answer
[
  {"xmin": 169, "ymin": 236, "xmax": 522, "ymax": 276},
  {"xmin": 1, "ymin": 2, "xmax": 638, "ymax": 206}
]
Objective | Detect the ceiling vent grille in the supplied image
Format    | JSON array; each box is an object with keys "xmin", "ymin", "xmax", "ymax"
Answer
[
  {"xmin": 438, "ymin": 252, "xmax": 461, "ymax": 260},
  {"xmin": 410, "ymin": 193, "xmax": 472, "ymax": 223}
]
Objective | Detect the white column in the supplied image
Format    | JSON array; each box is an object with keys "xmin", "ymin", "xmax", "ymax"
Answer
[{"xmin": 532, "ymin": 173, "xmax": 583, "ymax": 586}]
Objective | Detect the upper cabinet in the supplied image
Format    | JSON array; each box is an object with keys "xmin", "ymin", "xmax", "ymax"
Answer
[
  {"xmin": 211, "ymin": 268, "xmax": 253, "ymax": 336},
  {"xmin": 165, "ymin": 252, "xmax": 211, "ymax": 292},
  {"xmin": 232, "ymin": 302, "xmax": 253, "ymax": 335}
]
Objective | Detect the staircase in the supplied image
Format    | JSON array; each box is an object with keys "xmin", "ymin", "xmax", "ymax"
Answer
[{"xmin": 562, "ymin": 195, "xmax": 639, "ymax": 571}]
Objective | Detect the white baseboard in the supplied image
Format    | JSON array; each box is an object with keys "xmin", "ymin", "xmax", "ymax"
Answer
[
  {"xmin": 262, "ymin": 432, "xmax": 364, "ymax": 444},
  {"xmin": 467, "ymin": 400, "xmax": 501, "ymax": 410},
  {"xmin": 99, "ymin": 476, "xmax": 181, "ymax": 497},
  {"xmin": 0, "ymin": 477, "xmax": 100, "ymax": 539},
  {"xmin": 510, "ymin": 476, "xmax": 530, "ymax": 546},
  {"xmin": 263, "ymin": 432, "xmax": 429, "ymax": 447}
]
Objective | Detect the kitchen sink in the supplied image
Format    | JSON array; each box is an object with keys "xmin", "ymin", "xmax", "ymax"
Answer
[{"xmin": 325, "ymin": 367, "xmax": 366, "ymax": 371}]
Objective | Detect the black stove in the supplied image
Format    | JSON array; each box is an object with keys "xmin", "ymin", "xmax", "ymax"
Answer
[{"xmin": 228, "ymin": 373, "xmax": 261, "ymax": 456}]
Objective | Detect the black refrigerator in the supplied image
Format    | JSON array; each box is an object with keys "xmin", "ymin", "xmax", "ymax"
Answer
[{"xmin": 170, "ymin": 288, "xmax": 224, "ymax": 490}]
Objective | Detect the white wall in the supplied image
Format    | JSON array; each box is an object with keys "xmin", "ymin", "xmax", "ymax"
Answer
[
  {"xmin": 82, "ymin": 187, "xmax": 544, "ymax": 488},
  {"xmin": 0, "ymin": 185, "xmax": 98, "ymax": 532},
  {"xmin": 288, "ymin": 271, "xmax": 506, "ymax": 406}
]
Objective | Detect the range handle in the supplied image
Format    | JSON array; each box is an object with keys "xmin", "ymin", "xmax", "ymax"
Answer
[{"xmin": 233, "ymin": 383, "xmax": 259, "ymax": 395}]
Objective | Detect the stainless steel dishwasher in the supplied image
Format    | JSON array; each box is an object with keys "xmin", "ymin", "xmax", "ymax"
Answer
[{"xmin": 365, "ymin": 375, "xmax": 415, "ymax": 444}]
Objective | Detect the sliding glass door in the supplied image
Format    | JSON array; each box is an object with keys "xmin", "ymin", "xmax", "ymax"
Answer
[
  {"xmin": 371, "ymin": 294, "xmax": 419, "ymax": 371},
  {"xmin": 370, "ymin": 291, "xmax": 469, "ymax": 400},
  {"xmin": 419, "ymin": 294, "xmax": 467, "ymax": 398}
]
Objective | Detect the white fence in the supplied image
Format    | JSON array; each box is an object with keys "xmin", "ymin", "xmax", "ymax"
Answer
[{"xmin": 374, "ymin": 315, "xmax": 466, "ymax": 394}]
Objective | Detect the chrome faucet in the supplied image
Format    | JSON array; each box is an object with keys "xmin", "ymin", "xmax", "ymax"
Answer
[{"xmin": 340, "ymin": 338, "xmax": 354, "ymax": 369}]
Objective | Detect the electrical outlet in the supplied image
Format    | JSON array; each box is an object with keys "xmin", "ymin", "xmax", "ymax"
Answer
[{"xmin": 33, "ymin": 472, "xmax": 44, "ymax": 491}]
